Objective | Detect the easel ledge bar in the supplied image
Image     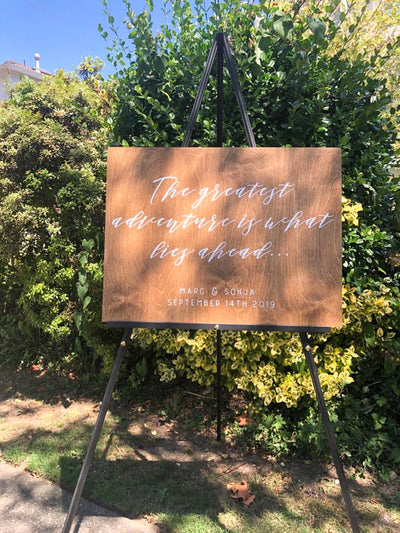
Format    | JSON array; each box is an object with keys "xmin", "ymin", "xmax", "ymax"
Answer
[{"xmin": 106, "ymin": 321, "xmax": 330, "ymax": 333}]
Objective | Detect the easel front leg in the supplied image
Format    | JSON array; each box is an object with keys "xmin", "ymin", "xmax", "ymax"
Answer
[
  {"xmin": 62, "ymin": 328, "xmax": 131, "ymax": 533},
  {"xmin": 300, "ymin": 332, "xmax": 360, "ymax": 533},
  {"xmin": 216, "ymin": 327, "xmax": 222, "ymax": 441}
]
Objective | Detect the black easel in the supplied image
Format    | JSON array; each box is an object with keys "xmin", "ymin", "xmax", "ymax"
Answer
[
  {"xmin": 62, "ymin": 32, "xmax": 360, "ymax": 533},
  {"xmin": 61, "ymin": 328, "xmax": 131, "ymax": 533},
  {"xmin": 180, "ymin": 32, "xmax": 360, "ymax": 532},
  {"xmin": 181, "ymin": 32, "xmax": 256, "ymax": 442}
]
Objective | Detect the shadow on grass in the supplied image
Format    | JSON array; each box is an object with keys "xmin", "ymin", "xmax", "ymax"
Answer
[
  {"xmin": 1, "ymin": 419, "xmax": 395, "ymax": 533},
  {"xmin": 60, "ymin": 457, "xmax": 305, "ymax": 532},
  {"xmin": 0, "ymin": 363, "xmax": 105, "ymax": 406},
  {"xmin": 60, "ymin": 444, "xmax": 400, "ymax": 532},
  {"xmin": 1, "ymin": 364, "xmax": 398, "ymax": 532}
]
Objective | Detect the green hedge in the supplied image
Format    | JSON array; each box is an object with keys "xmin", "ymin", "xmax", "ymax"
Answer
[
  {"xmin": 0, "ymin": 72, "xmax": 119, "ymax": 373},
  {"xmin": 100, "ymin": 0, "xmax": 399, "ymax": 470}
]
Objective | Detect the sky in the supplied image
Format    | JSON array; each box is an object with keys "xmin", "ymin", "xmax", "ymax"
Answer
[{"xmin": 0, "ymin": 0, "xmax": 173, "ymax": 77}]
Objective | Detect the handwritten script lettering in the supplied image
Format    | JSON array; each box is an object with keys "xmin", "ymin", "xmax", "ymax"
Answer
[
  {"xmin": 111, "ymin": 176, "xmax": 335, "ymax": 266},
  {"xmin": 110, "ymin": 175, "xmax": 335, "ymax": 265},
  {"xmin": 150, "ymin": 176, "xmax": 295, "ymax": 208}
]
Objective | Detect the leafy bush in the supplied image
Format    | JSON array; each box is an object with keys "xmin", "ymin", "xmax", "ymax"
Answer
[
  {"xmin": 134, "ymin": 280, "xmax": 395, "ymax": 406},
  {"xmin": 0, "ymin": 72, "xmax": 118, "ymax": 373},
  {"xmin": 101, "ymin": 0, "xmax": 399, "ymax": 471}
]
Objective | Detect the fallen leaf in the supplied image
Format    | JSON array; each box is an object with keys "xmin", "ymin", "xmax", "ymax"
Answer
[
  {"xmin": 237, "ymin": 416, "xmax": 248, "ymax": 427},
  {"xmin": 227, "ymin": 479, "xmax": 255, "ymax": 506},
  {"xmin": 243, "ymin": 493, "xmax": 256, "ymax": 505}
]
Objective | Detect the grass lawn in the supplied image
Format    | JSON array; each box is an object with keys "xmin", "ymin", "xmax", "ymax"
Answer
[{"xmin": 0, "ymin": 364, "xmax": 399, "ymax": 532}]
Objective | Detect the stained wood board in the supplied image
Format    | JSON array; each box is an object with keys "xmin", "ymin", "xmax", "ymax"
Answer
[{"xmin": 102, "ymin": 147, "xmax": 342, "ymax": 329}]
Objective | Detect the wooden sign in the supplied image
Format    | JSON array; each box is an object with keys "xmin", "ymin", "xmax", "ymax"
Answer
[{"xmin": 102, "ymin": 147, "xmax": 342, "ymax": 330}]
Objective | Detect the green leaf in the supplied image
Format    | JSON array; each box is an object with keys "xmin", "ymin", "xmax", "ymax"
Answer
[
  {"xmin": 82, "ymin": 238, "xmax": 94, "ymax": 252},
  {"xmin": 77, "ymin": 283, "xmax": 88, "ymax": 300},
  {"xmin": 75, "ymin": 336, "xmax": 83, "ymax": 354},
  {"xmin": 272, "ymin": 17, "xmax": 293, "ymax": 40},
  {"xmin": 82, "ymin": 296, "xmax": 91, "ymax": 309},
  {"xmin": 363, "ymin": 323, "xmax": 376, "ymax": 347},
  {"xmin": 73, "ymin": 311, "xmax": 82, "ymax": 331},
  {"xmin": 384, "ymin": 355, "xmax": 398, "ymax": 375},
  {"xmin": 254, "ymin": 45, "xmax": 265, "ymax": 66},
  {"xmin": 372, "ymin": 413, "xmax": 386, "ymax": 430},
  {"xmin": 135, "ymin": 357, "xmax": 148, "ymax": 378},
  {"xmin": 153, "ymin": 54, "xmax": 168, "ymax": 73},
  {"xmin": 258, "ymin": 36, "xmax": 271, "ymax": 53},
  {"xmin": 308, "ymin": 19, "xmax": 326, "ymax": 44}
]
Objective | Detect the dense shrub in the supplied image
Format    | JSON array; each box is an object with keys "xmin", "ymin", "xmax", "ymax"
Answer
[
  {"xmin": 0, "ymin": 72, "xmax": 118, "ymax": 373},
  {"xmin": 101, "ymin": 0, "xmax": 399, "ymax": 470}
]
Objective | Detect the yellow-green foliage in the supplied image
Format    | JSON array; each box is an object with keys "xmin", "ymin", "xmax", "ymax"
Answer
[
  {"xmin": 342, "ymin": 196, "xmax": 363, "ymax": 226},
  {"xmin": 133, "ymin": 283, "xmax": 393, "ymax": 407}
]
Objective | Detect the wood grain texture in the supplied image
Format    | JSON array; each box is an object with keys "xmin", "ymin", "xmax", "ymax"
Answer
[{"xmin": 102, "ymin": 147, "xmax": 342, "ymax": 329}]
